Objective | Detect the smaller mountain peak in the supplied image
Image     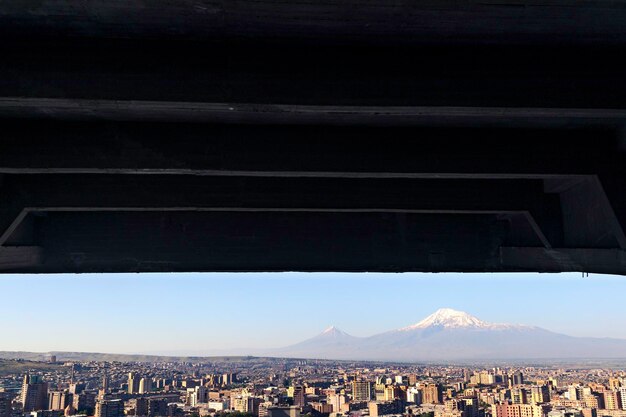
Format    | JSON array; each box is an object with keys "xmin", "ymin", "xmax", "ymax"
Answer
[
  {"xmin": 318, "ymin": 325, "xmax": 353, "ymax": 338},
  {"xmin": 323, "ymin": 325, "xmax": 338, "ymax": 333}
]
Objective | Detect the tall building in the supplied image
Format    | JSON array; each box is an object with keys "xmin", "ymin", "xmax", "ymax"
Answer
[
  {"xmin": 49, "ymin": 391, "xmax": 72, "ymax": 411},
  {"xmin": 619, "ymin": 388, "xmax": 626, "ymax": 411},
  {"xmin": 95, "ymin": 400, "xmax": 124, "ymax": 417},
  {"xmin": 73, "ymin": 392, "xmax": 96, "ymax": 415},
  {"xmin": 0, "ymin": 391, "xmax": 13, "ymax": 417},
  {"xmin": 139, "ymin": 378, "xmax": 152, "ymax": 394},
  {"xmin": 479, "ymin": 372, "xmax": 496, "ymax": 385},
  {"xmin": 547, "ymin": 378, "xmax": 558, "ymax": 390},
  {"xmin": 609, "ymin": 379, "xmax": 622, "ymax": 391},
  {"xmin": 147, "ymin": 398, "xmax": 168, "ymax": 417},
  {"xmin": 567, "ymin": 386, "xmax": 579, "ymax": 401},
  {"xmin": 327, "ymin": 394, "xmax": 346, "ymax": 412},
  {"xmin": 21, "ymin": 375, "xmax": 49, "ymax": 412},
  {"xmin": 291, "ymin": 386, "xmax": 305, "ymax": 407},
  {"xmin": 233, "ymin": 397, "xmax": 262, "ymax": 415},
  {"xmin": 185, "ymin": 389, "xmax": 196, "ymax": 407},
  {"xmin": 407, "ymin": 387, "xmax": 422, "ymax": 404},
  {"xmin": 128, "ymin": 373, "xmax": 140, "ymax": 395},
  {"xmin": 493, "ymin": 404, "xmax": 543, "ymax": 417},
  {"xmin": 99, "ymin": 376, "xmax": 109, "ymax": 401},
  {"xmin": 221, "ymin": 373, "xmax": 236, "ymax": 386},
  {"xmin": 133, "ymin": 397, "xmax": 149, "ymax": 416},
  {"xmin": 583, "ymin": 394, "xmax": 600, "ymax": 409},
  {"xmin": 384, "ymin": 386, "xmax": 402, "ymax": 402},
  {"xmin": 530, "ymin": 386, "xmax": 550, "ymax": 404},
  {"xmin": 463, "ymin": 370, "xmax": 471, "ymax": 383},
  {"xmin": 68, "ymin": 384, "xmax": 85, "ymax": 395},
  {"xmin": 232, "ymin": 397, "xmax": 248, "ymax": 414},
  {"xmin": 191, "ymin": 386, "xmax": 207, "ymax": 405},
  {"xmin": 368, "ymin": 400, "xmax": 403, "ymax": 417},
  {"xmin": 462, "ymin": 398, "xmax": 480, "ymax": 417},
  {"xmin": 352, "ymin": 381, "xmax": 373, "ymax": 402},
  {"xmin": 603, "ymin": 391, "xmax": 622, "ymax": 410},
  {"xmin": 511, "ymin": 388, "xmax": 528, "ymax": 405},
  {"xmin": 208, "ymin": 400, "xmax": 229, "ymax": 412},
  {"xmin": 510, "ymin": 372, "xmax": 524, "ymax": 387},
  {"xmin": 422, "ymin": 384, "xmax": 442, "ymax": 404},
  {"xmin": 375, "ymin": 384, "xmax": 386, "ymax": 401}
]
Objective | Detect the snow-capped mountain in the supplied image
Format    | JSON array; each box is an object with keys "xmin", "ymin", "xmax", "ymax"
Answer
[
  {"xmin": 320, "ymin": 325, "xmax": 351, "ymax": 337},
  {"xmin": 267, "ymin": 308, "xmax": 626, "ymax": 361},
  {"xmin": 399, "ymin": 308, "xmax": 529, "ymax": 331},
  {"xmin": 403, "ymin": 308, "xmax": 488, "ymax": 329}
]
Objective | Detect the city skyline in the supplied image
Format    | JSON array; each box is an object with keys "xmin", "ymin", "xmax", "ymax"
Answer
[
  {"xmin": 1, "ymin": 272, "xmax": 626, "ymax": 354},
  {"xmin": 3, "ymin": 352, "xmax": 626, "ymax": 417}
]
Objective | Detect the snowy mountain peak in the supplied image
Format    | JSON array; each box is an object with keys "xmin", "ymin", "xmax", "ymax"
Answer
[
  {"xmin": 319, "ymin": 325, "xmax": 350, "ymax": 337},
  {"xmin": 323, "ymin": 325, "xmax": 339, "ymax": 334},
  {"xmin": 402, "ymin": 308, "xmax": 491, "ymax": 330}
]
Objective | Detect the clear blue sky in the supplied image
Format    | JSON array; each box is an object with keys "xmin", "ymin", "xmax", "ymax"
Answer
[{"xmin": 0, "ymin": 272, "xmax": 624, "ymax": 354}]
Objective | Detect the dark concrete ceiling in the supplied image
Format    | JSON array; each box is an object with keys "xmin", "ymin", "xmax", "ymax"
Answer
[{"xmin": 1, "ymin": 0, "xmax": 625, "ymax": 274}]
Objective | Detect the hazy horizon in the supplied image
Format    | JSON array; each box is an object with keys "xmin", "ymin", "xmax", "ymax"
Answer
[{"xmin": 1, "ymin": 272, "xmax": 626, "ymax": 355}]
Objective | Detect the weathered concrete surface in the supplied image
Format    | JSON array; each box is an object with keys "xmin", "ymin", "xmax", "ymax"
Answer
[
  {"xmin": 1, "ymin": 0, "xmax": 626, "ymax": 44},
  {"xmin": 0, "ymin": 1, "xmax": 625, "ymax": 274}
]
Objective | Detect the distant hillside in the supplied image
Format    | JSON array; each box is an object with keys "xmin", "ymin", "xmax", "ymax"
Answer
[
  {"xmin": 0, "ymin": 351, "xmax": 276, "ymax": 363},
  {"xmin": 0, "ymin": 358, "xmax": 61, "ymax": 375}
]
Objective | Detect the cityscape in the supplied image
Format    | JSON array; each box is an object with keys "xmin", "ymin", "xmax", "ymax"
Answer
[
  {"xmin": 2, "ymin": 276, "xmax": 626, "ymax": 417},
  {"xmin": 3, "ymin": 353, "xmax": 626, "ymax": 417}
]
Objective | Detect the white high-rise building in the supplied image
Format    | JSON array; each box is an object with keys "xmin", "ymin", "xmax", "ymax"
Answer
[
  {"xmin": 128, "ymin": 373, "xmax": 140, "ymax": 395},
  {"xmin": 138, "ymin": 378, "xmax": 152, "ymax": 394},
  {"xmin": 407, "ymin": 387, "xmax": 422, "ymax": 404},
  {"xmin": 327, "ymin": 394, "xmax": 346, "ymax": 412},
  {"xmin": 619, "ymin": 388, "xmax": 626, "ymax": 410}
]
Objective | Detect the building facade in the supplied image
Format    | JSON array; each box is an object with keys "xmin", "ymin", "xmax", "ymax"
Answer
[
  {"xmin": 95, "ymin": 400, "xmax": 124, "ymax": 417},
  {"xmin": 21, "ymin": 375, "xmax": 49, "ymax": 412}
]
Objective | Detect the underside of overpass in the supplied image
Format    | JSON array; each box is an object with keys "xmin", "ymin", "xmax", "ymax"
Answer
[{"xmin": 1, "ymin": 1, "xmax": 626, "ymax": 274}]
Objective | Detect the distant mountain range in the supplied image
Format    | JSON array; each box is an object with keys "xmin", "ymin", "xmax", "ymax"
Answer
[
  {"xmin": 264, "ymin": 308, "xmax": 626, "ymax": 361},
  {"xmin": 2, "ymin": 309, "xmax": 626, "ymax": 363}
]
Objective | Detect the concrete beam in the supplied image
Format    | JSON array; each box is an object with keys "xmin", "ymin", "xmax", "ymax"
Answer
[
  {"xmin": 0, "ymin": 175, "xmax": 556, "ymax": 249},
  {"xmin": 0, "ymin": 42, "xmax": 625, "ymax": 112},
  {"xmin": 500, "ymin": 247, "xmax": 626, "ymax": 275},
  {"xmin": 0, "ymin": 246, "xmax": 43, "ymax": 271},
  {"xmin": 1, "ymin": 98, "xmax": 626, "ymax": 127},
  {"xmin": 559, "ymin": 177, "xmax": 626, "ymax": 250},
  {"xmin": 1, "ymin": 0, "xmax": 625, "ymax": 44},
  {"xmin": 0, "ymin": 212, "xmax": 543, "ymax": 273},
  {"xmin": 0, "ymin": 121, "xmax": 623, "ymax": 176}
]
